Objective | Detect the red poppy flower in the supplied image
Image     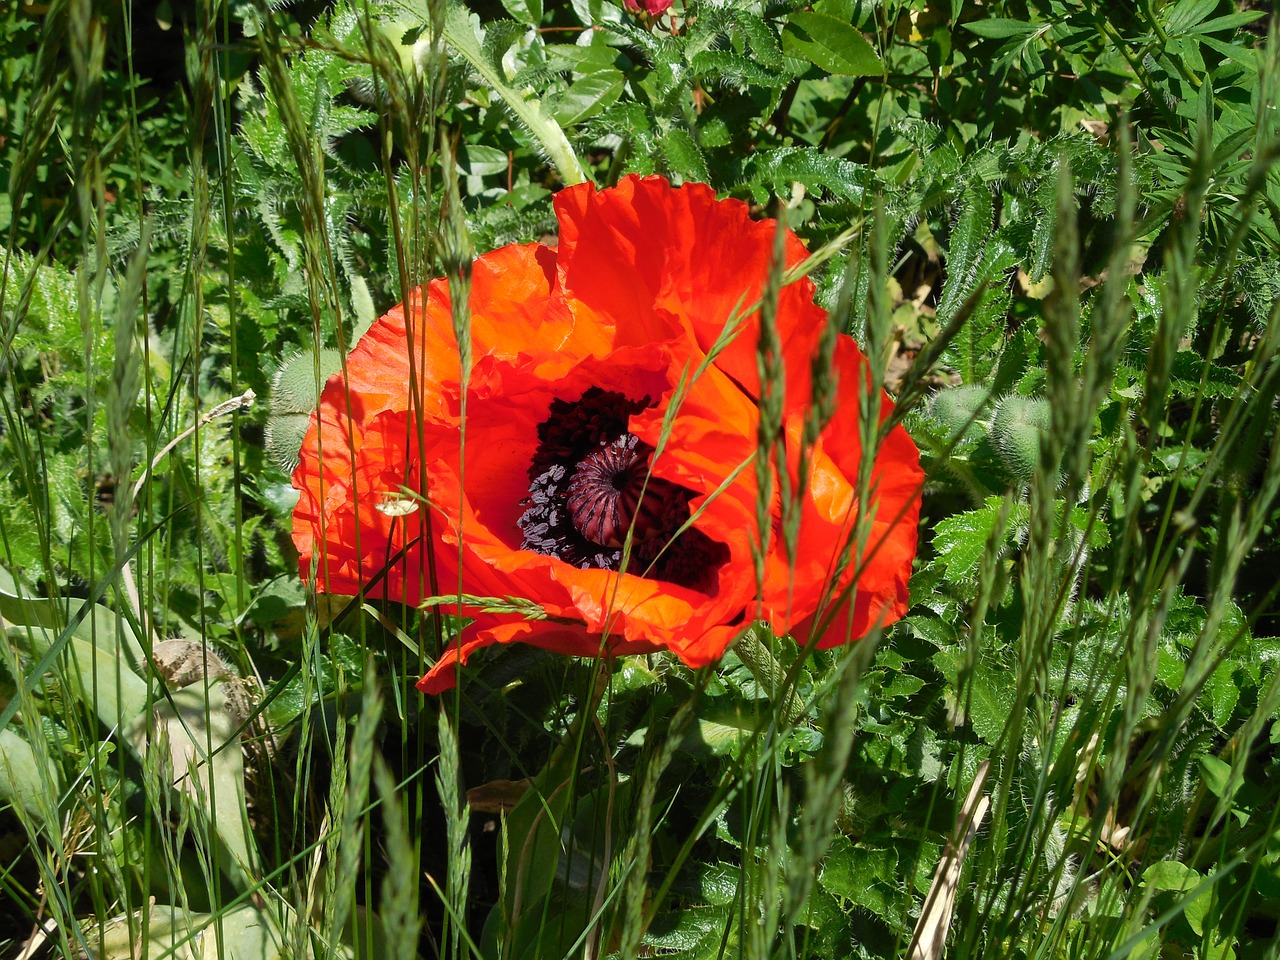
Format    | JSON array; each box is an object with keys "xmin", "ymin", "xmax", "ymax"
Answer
[{"xmin": 291, "ymin": 175, "xmax": 922, "ymax": 694}]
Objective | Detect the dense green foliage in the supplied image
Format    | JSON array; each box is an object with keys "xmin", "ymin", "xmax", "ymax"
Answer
[{"xmin": 2, "ymin": 1, "xmax": 1280, "ymax": 958}]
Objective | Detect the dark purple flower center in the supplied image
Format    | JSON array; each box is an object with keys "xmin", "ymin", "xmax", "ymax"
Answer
[{"xmin": 517, "ymin": 387, "xmax": 728, "ymax": 592}]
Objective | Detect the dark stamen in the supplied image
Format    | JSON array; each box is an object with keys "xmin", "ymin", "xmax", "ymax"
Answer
[{"xmin": 517, "ymin": 389, "xmax": 728, "ymax": 592}]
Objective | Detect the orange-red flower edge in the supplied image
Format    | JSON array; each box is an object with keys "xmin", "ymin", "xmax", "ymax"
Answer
[{"xmin": 291, "ymin": 175, "xmax": 923, "ymax": 694}]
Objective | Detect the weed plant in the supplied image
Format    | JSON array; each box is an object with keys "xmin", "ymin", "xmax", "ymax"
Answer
[{"xmin": 2, "ymin": 1, "xmax": 1279, "ymax": 958}]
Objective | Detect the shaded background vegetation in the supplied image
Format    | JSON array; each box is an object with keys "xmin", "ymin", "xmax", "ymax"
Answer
[{"xmin": 2, "ymin": 0, "xmax": 1280, "ymax": 958}]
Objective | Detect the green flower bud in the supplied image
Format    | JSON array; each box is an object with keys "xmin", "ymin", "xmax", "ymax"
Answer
[
  {"xmin": 266, "ymin": 350, "xmax": 343, "ymax": 471},
  {"xmin": 989, "ymin": 395, "xmax": 1050, "ymax": 483},
  {"xmin": 929, "ymin": 384, "xmax": 990, "ymax": 439}
]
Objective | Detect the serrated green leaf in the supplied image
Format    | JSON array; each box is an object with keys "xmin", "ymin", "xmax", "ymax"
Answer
[
  {"xmin": 936, "ymin": 189, "xmax": 1020, "ymax": 336},
  {"xmin": 691, "ymin": 50, "xmax": 789, "ymax": 88},
  {"xmin": 782, "ymin": 12, "xmax": 883, "ymax": 77},
  {"xmin": 965, "ymin": 666, "xmax": 1017, "ymax": 743},
  {"xmin": 1028, "ymin": 172, "xmax": 1059, "ymax": 282},
  {"xmin": 749, "ymin": 147, "xmax": 867, "ymax": 202},
  {"xmin": 931, "ymin": 499, "xmax": 1015, "ymax": 581},
  {"xmin": 733, "ymin": 10, "xmax": 784, "ymax": 68},
  {"xmin": 819, "ymin": 834, "xmax": 899, "ymax": 914},
  {"xmin": 904, "ymin": 614, "xmax": 958, "ymax": 648},
  {"xmin": 689, "ymin": 862, "xmax": 741, "ymax": 906},
  {"xmin": 661, "ymin": 127, "xmax": 710, "ymax": 184},
  {"xmin": 644, "ymin": 903, "xmax": 732, "ymax": 954},
  {"xmin": 1169, "ymin": 350, "xmax": 1241, "ymax": 398},
  {"xmin": 443, "ymin": 5, "xmax": 585, "ymax": 183},
  {"xmin": 1203, "ymin": 662, "xmax": 1240, "ymax": 728}
]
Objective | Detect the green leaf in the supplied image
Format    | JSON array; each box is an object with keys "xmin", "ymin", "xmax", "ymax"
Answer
[
  {"xmin": 499, "ymin": 0, "xmax": 542, "ymax": 26},
  {"xmin": 1203, "ymin": 661, "xmax": 1240, "ymax": 728},
  {"xmin": 501, "ymin": 735, "xmax": 578, "ymax": 937},
  {"xmin": 782, "ymin": 12, "xmax": 883, "ymax": 77},
  {"xmin": 661, "ymin": 127, "xmax": 711, "ymax": 184},
  {"xmin": 1162, "ymin": 0, "xmax": 1218, "ymax": 34},
  {"xmin": 748, "ymin": 147, "xmax": 867, "ymax": 202},
  {"xmin": 0, "ymin": 729, "xmax": 61, "ymax": 823},
  {"xmin": 1, "ymin": 575, "xmax": 152, "ymax": 738},
  {"xmin": 644, "ymin": 903, "xmax": 730, "ymax": 954},
  {"xmin": 94, "ymin": 903, "xmax": 288, "ymax": 960},
  {"xmin": 960, "ymin": 18, "xmax": 1040, "ymax": 40},
  {"xmin": 936, "ymin": 186, "xmax": 1006, "ymax": 326},
  {"xmin": 457, "ymin": 143, "xmax": 510, "ymax": 178},
  {"xmin": 1187, "ymin": 11, "xmax": 1265, "ymax": 35},
  {"xmin": 1198, "ymin": 755, "xmax": 1232, "ymax": 798},
  {"xmin": 1141, "ymin": 861, "xmax": 1211, "ymax": 936},
  {"xmin": 1170, "ymin": 350, "xmax": 1241, "ymax": 398},
  {"xmin": 128, "ymin": 677, "xmax": 260, "ymax": 893},
  {"xmin": 965, "ymin": 666, "xmax": 1017, "ymax": 744},
  {"xmin": 931, "ymin": 497, "xmax": 1022, "ymax": 581},
  {"xmin": 690, "ymin": 50, "xmax": 790, "ymax": 88},
  {"xmin": 732, "ymin": 10, "xmax": 784, "ymax": 69},
  {"xmin": 551, "ymin": 69, "xmax": 624, "ymax": 126},
  {"xmin": 442, "ymin": 5, "xmax": 585, "ymax": 184},
  {"xmin": 819, "ymin": 834, "xmax": 899, "ymax": 914}
]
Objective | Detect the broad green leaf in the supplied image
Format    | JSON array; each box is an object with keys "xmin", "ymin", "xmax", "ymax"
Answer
[
  {"xmin": 499, "ymin": 0, "xmax": 541, "ymax": 26},
  {"xmin": 0, "ymin": 729, "xmax": 61, "ymax": 823},
  {"xmin": 1141, "ymin": 859, "xmax": 1201, "ymax": 892},
  {"xmin": 688, "ymin": 709, "xmax": 755, "ymax": 757},
  {"xmin": 568, "ymin": 0, "xmax": 624, "ymax": 28},
  {"xmin": 782, "ymin": 12, "xmax": 883, "ymax": 77},
  {"xmin": 4, "ymin": 616, "xmax": 150, "ymax": 734},
  {"xmin": 1141, "ymin": 860, "xmax": 1211, "ymax": 936},
  {"xmin": 457, "ymin": 143, "xmax": 510, "ymax": 178},
  {"xmin": 960, "ymin": 18, "xmax": 1040, "ymax": 40},
  {"xmin": 129, "ymin": 677, "xmax": 260, "ymax": 892},
  {"xmin": 0, "ymin": 565, "xmax": 146, "ymax": 668},
  {"xmin": 93, "ymin": 903, "xmax": 289, "ymax": 960},
  {"xmin": 1198, "ymin": 755, "xmax": 1232, "ymax": 798},
  {"xmin": 501, "ymin": 734, "xmax": 578, "ymax": 936},
  {"xmin": 551, "ymin": 69, "xmax": 624, "ymax": 126}
]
